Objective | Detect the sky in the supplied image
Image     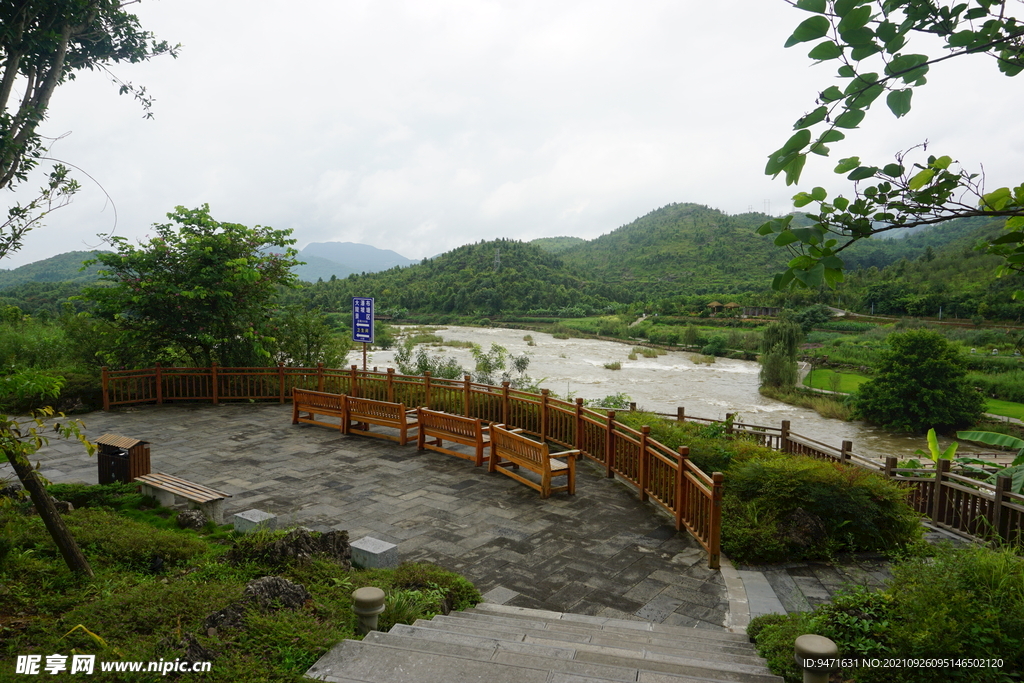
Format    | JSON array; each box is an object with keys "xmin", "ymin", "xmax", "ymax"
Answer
[{"xmin": 4, "ymin": 0, "xmax": 1024, "ymax": 268}]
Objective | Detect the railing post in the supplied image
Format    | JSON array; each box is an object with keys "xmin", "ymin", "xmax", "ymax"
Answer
[
  {"xmin": 676, "ymin": 406, "xmax": 685, "ymax": 422},
  {"xmin": 930, "ymin": 458, "xmax": 951, "ymax": 526},
  {"xmin": 155, "ymin": 362, "xmax": 163, "ymax": 405},
  {"xmin": 423, "ymin": 371, "xmax": 432, "ymax": 408},
  {"xmin": 780, "ymin": 420, "xmax": 791, "ymax": 453},
  {"xmin": 708, "ymin": 472, "xmax": 723, "ymax": 570},
  {"xmin": 386, "ymin": 368, "xmax": 395, "ymax": 403},
  {"xmin": 502, "ymin": 381, "xmax": 510, "ymax": 426},
  {"xmin": 991, "ymin": 474, "xmax": 1010, "ymax": 542},
  {"xmin": 463, "ymin": 375, "xmax": 471, "ymax": 418},
  {"xmin": 278, "ymin": 362, "xmax": 286, "ymax": 402},
  {"xmin": 605, "ymin": 411, "xmax": 616, "ymax": 478},
  {"xmin": 638, "ymin": 425, "xmax": 650, "ymax": 502},
  {"xmin": 211, "ymin": 363, "xmax": 219, "ymax": 405},
  {"xmin": 317, "ymin": 363, "xmax": 325, "ymax": 392},
  {"xmin": 540, "ymin": 389, "xmax": 550, "ymax": 442},
  {"xmin": 629, "ymin": 402, "xmax": 636, "ymax": 412},
  {"xmin": 840, "ymin": 440, "xmax": 853, "ymax": 464},
  {"xmin": 675, "ymin": 446, "xmax": 689, "ymax": 531},
  {"xmin": 575, "ymin": 398, "xmax": 584, "ymax": 453},
  {"xmin": 725, "ymin": 413, "xmax": 734, "ymax": 435},
  {"xmin": 350, "ymin": 365, "xmax": 359, "ymax": 397},
  {"xmin": 101, "ymin": 366, "xmax": 110, "ymax": 411},
  {"xmin": 884, "ymin": 456, "xmax": 897, "ymax": 478}
]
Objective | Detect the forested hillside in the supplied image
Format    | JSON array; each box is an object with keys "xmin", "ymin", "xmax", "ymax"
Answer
[
  {"xmin": 0, "ymin": 251, "xmax": 105, "ymax": 288},
  {"xmin": 281, "ymin": 238, "xmax": 626, "ymax": 317}
]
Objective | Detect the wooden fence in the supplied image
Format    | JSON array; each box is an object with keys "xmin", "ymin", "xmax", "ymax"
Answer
[{"xmin": 102, "ymin": 364, "xmax": 724, "ymax": 568}]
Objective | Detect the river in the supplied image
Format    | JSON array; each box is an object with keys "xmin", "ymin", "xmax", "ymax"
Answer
[{"xmin": 350, "ymin": 325, "xmax": 948, "ymax": 461}]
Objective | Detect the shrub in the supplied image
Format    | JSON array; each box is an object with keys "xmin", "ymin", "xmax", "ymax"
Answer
[
  {"xmin": 701, "ymin": 334, "xmax": 728, "ymax": 356},
  {"xmin": 46, "ymin": 482, "xmax": 146, "ymax": 510},
  {"xmin": 603, "ymin": 361, "xmax": 622, "ymax": 370},
  {"xmin": 391, "ymin": 561, "xmax": 482, "ymax": 612}
]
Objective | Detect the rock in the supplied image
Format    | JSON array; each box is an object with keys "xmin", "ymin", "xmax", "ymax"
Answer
[
  {"xmin": 232, "ymin": 527, "xmax": 351, "ymax": 569},
  {"xmin": 0, "ymin": 483, "xmax": 21, "ymax": 499},
  {"xmin": 203, "ymin": 603, "xmax": 247, "ymax": 631},
  {"xmin": 177, "ymin": 509, "xmax": 207, "ymax": 531},
  {"xmin": 244, "ymin": 576, "xmax": 311, "ymax": 611},
  {"xmin": 781, "ymin": 507, "xmax": 828, "ymax": 553}
]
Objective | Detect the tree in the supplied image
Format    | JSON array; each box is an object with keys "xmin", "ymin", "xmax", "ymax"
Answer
[
  {"xmin": 758, "ymin": 1, "xmax": 1024, "ymax": 293},
  {"xmin": 271, "ymin": 306, "xmax": 352, "ymax": 367},
  {"xmin": 759, "ymin": 319, "xmax": 803, "ymax": 389},
  {"xmin": 82, "ymin": 205, "xmax": 301, "ymax": 367},
  {"xmin": 1, "ymin": 371, "xmax": 95, "ymax": 576},
  {"xmin": 0, "ymin": 0, "xmax": 176, "ymax": 260},
  {"xmin": 853, "ymin": 329, "xmax": 984, "ymax": 432}
]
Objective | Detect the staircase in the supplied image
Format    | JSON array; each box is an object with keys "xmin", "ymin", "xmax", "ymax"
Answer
[{"xmin": 306, "ymin": 602, "xmax": 782, "ymax": 682}]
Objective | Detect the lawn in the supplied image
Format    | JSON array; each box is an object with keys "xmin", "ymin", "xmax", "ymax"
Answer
[
  {"xmin": 985, "ymin": 398, "xmax": 1024, "ymax": 420},
  {"xmin": 802, "ymin": 368, "xmax": 870, "ymax": 393}
]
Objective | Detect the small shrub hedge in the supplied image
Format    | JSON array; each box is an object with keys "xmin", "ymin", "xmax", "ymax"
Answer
[{"xmin": 616, "ymin": 412, "xmax": 922, "ymax": 564}]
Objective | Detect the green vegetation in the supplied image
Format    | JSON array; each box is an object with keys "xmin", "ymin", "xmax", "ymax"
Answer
[
  {"xmin": 853, "ymin": 330, "xmax": 985, "ymax": 433},
  {"xmin": 803, "ymin": 369, "xmax": 869, "ymax": 393},
  {"xmin": 0, "ymin": 484, "xmax": 481, "ymax": 682},
  {"xmin": 616, "ymin": 412, "xmax": 920, "ymax": 564},
  {"xmin": 986, "ymin": 399, "xmax": 1024, "ymax": 421},
  {"xmin": 759, "ymin": 320, "xmax": 802, "ymax": 390},
  {"xmin": 603, "ymin": 361, "xmax": 622, "ymax": 370},
  {"xmin": 750, "ymin": 543, "xmax": 1024, "ymax": 682}
]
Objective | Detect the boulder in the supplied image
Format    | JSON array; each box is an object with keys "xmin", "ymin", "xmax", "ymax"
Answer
[{"xmin": 177, "ymin": 509, "xmax": 207, "ymax": 531}]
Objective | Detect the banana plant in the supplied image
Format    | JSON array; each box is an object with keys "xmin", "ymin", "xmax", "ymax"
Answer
[
  {"xmin": 915, "ymin": 428, "xmax": 959, "ymax": 463},
  {"xmin": 955, "ymin": 431, "xmax": 1024, "ymax": 494}
]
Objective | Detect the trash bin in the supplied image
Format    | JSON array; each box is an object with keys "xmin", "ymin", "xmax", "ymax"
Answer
[{"xmin": 96, "ymin": 434, "xmax": 151, "ymax": 484}]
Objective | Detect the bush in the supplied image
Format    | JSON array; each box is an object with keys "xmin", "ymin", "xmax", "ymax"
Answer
[
  {"xmin": 391, "ymin": 562, "xmax": 482, "ymax": 612},
  {"xmin": 701, "ymin": 334, "xmax": 728, "ymax": 356},
  {"xmin": 46, "ymin": 482, "xmax": 145, "ymax": 510}
]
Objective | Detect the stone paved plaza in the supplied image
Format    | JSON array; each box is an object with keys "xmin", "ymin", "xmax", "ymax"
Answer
[{"xmin": 5, "ymin": 402, "xmax": 732, "ymax": 629}]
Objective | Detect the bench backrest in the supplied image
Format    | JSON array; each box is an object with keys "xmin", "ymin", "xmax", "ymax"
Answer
[
  {"xmin": 293, "ymin": 388, "xmax": 344, "ymax": 411},
  {"xmin": 492, "ymin": 425, "xmax": 549, "ymax": 470},
  {"xmin": 419, "ymin": 408, "xmax": 481, "ymax": 439},
  {"xmin": 347, "ymin": 396, "xmax": 406, "ymax": 420}
]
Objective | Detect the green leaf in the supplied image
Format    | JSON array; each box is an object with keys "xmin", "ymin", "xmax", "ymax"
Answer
[
  {"xmin": 981, "ymin": 187, "xmax": 1012, "ymax": 211},
  {"xmin": 793, "ymin": 262, "xmax": 825, "ymax": 288},
  {"xmin": 783, "ymin": 153, "xmax": 807, "ymax": 186},
  {"xmin": 837, "ymin": 65, "xmax": 855, "ymax": 78},
  {"xmin": 808, "ymin": 40, "xmax": 843, "ymax": 61},
  {"xmin": 834, "ymin": 157, "xmax": 861, "ymax": 174},
  {"xmin": 990, "ymin": 231, "xmax": 1024, "ymax": 245},
  {"xmin": 834, "ymin": 196, "xmax": 850, "ymax": 210},
  {"xmin": 882, "ymin": 163, "xmax": 904, "ymax": 176},
  {"xmin": 850, "ymin": 44, "xmax": 883, "ymax": 60},
  {"xmin": 837, "ymin": 5, "xmax": 871, "ymax": 31},
  {"xmin": 932, "ymin": 155, "xmax": 953, "ymax": 170},
  {"xmin": 908, "ymin": 168, "xmax": 935, "ymax": 190},
  {"xmin": 956, "ymin": 431, "xmax": 1024, "ymax": 451},
  {"xmin": 834, "ymin": 109, "xmax": 865, "ymax": 128},
  {"xmin": 785, "ymin": 16, "xmax": 831, "ymax": 48},
  {"xmin": 847, "ymin": 166, "xmax": 878, "ymax": 181},
  {"xmin": 772, "ymin": 270, "xmax": 796, "ymax": 291},
  {"xmin": 795, "ymin": 0, "xmax": 826, "ymax": 11},
  {"xmin": 947, "ymin": 30, "xmax": 976, "ymax": 47},
  {"xmin": 774, "ymin": 230, "xmax": 799, "ymax": 246},
  {"xmin": 839, "ymin": 27, "xmax": 876, "ymax": 47},
  {"xmin": 1005, "ymin": 217, "xmax": 1024, "ymax": 230},
  {"xmin": 819, "ymin": 129, "xmax": 846, "ymax": 143},
  {"xmin": 810, "ymin": 186, "xmax": 827, "ymax": 201},
  {"xmin": 820, "ymin": 86, "xmax": 844, "ymax": 102},
  {"xmin": 795, "ymin": 106, "xmax": 829, "ymax": 129},
  {"xmin": 886, "ymin": 88, "xmax": 913, "ymax": 117}
]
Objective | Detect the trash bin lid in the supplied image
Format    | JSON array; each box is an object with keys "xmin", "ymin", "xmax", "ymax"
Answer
[{"xmin": 95, "ymin": 434, "xmax": 148, "ymax": 449}]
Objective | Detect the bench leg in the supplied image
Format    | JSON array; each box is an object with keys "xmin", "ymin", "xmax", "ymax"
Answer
[
  {"xmin": 140, "ymin": 484, "xmax": 176, "ymax": 508},
  {"xmin": 195, "ymin": 498, "xmax": 225, "ymax": 525}
]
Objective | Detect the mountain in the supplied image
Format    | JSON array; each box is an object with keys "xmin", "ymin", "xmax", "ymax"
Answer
[
  {"xmin": 0, "ymin": 251, "xmax": 106, "ymax": 289},
  {"xmin": 296, "ymin": 242, "xmax": 417, "ymax": 281},
  {"xmin": 530, "ymin": 236, "xmax": 586, "ymax": 253}
]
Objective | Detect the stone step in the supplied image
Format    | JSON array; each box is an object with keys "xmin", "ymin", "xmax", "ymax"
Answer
[
  {"xmin": 307, "ymin": 637, "xmax": 782, "ymax": 683},
  {"xmin": 459, "ymin": 606, "xmax": 749, "ymax": 646},
  {"xmin": 394, "ymin": 621, "xmax": 769, "ymax": 669},
  {"xmin": 416, "ymin": 616, "xmax": 763, "ymax": 662},
  {"xmin": 446, "ymin": 610, "xmax": 753, "ymax": 655},
  {"xmin": 470, "ymin": 603, "xmax": 750, "ymax": 643}
]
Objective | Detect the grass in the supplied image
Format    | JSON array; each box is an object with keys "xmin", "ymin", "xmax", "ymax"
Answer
[
  {"xmin": 760, "ymin": 385, "xmax": 853, "ymax": 420},
  {"xmin": 1, "ymin": 484, "xmax": 482, "ymax": 682},
  {"xmin": 803, "ymin": 368, "xmax": 870, "ymax": 393},
  {"xmin": 985, "ymin": 398, "xmax": 1024, "ymax": 420},
  {"xmin": 603, "ymin": 361, "xmax": 622, "ymax": 370}
]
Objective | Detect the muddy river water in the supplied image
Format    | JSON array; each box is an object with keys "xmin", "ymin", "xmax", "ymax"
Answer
[{"xmin": 351, "ymin": 325, "xmax": 958, "ymax": 461}]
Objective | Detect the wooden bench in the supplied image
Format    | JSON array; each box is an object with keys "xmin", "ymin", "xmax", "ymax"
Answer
[
  {"xmin": 417, "ymin": 408, "xmax": 492, "ymax": 466},
  {"xmin": 134, "ymin": 472, "xmax": 232, "ymax": 524},
  {"xmin": 292, "ymin": 388, "xmax": 346, "ymax": 430},
  {"xmin": 488, "ymin": 424, "xmax": 580, "ymax": 498},
  {"xmin": 345, "ymin": 396, "xmax": 420, "ymax": 445}
]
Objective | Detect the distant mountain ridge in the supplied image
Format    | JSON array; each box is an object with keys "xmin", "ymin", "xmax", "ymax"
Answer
[
  {"xmin": 0, "ymin": 251, "xmax": 107, "ymax": 289},
  {"xmin": 295, "ymin": 242, "xmax": 418, "ymax": 282}
]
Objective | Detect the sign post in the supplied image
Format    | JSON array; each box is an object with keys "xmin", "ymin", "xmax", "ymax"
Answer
[{"xmin": 351, "ymin": 297, "xmax": 375, "ymax": 371}]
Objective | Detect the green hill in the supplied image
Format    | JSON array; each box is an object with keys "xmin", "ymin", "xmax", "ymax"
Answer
[
  {"xmin": 529, "ymin": 236, "xmax": 586, "ymax": 253},
  {"xmin": 0, "ymin": 251, "xmax": 106, "ymax": 288}
]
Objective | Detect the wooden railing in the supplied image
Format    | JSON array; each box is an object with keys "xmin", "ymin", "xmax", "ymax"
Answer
[
  {"xmin": 102, "ymin": 364, "xmax": 724, "ymax": 569},
  {"xmin": 647, "ymin": 405, "xmax": 1024, "ymax": 548}
]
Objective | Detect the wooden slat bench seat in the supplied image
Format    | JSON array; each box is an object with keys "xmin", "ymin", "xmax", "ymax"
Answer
[
  {"xmin": 488, "ymin": 424, "xmax": 580, "ymax": 498},
  {"xmin": 345, "ymin": 396, "xmax": 420, "ymax": 445},
  {"xmin": 292, "ymin": 388, "xmax": 346, "ymax": 430},
  {"xmin": 417, "ymin": 408, "xmax": 491, "ymax": 466},
  {"xmin": 134, "ymin": 472, "xmax": 232, "ymax": 524}
]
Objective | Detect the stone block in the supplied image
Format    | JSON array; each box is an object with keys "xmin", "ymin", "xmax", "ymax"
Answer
[
  {"xmin": 233, "ymin": 509, "xmax": 278, "ymax": 534},
  {"xmin": 351, "ymin": 536, "xmax": 399, "ymax": 569}
]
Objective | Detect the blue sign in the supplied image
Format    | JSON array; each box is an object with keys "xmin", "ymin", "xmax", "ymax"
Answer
[{"xmin": 352, "ymin": 297, "xmax": 375, "ymax": 343}]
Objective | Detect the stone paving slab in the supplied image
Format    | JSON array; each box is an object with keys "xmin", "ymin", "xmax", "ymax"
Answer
[{"xmin": 3, "ymin": 402, "xmax": 727, "ymax": 628}]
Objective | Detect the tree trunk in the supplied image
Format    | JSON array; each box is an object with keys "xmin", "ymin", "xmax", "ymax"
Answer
[{"xmin": 4, "ymin": 447, "xmax": 94, "ymax": 577}]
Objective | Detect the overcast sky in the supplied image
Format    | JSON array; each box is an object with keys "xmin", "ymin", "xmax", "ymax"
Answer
[{"xmin": 4, "ymin": 0, "xmax": 1023, "ymax": 268}]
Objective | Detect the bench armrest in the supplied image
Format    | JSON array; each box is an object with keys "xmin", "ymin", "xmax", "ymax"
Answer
[{"xmin": 550, "ymin": 449, "xmax": 581, "ymax": 459}]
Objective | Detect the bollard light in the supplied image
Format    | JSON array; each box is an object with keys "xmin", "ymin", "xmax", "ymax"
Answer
[
  {"xmin": 794, "ymin": 634, "xmax": 839, "ymax": 683},
  {"xmin": 352, "ymin": 586, "xmax": 386, "ymax": 635}
]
